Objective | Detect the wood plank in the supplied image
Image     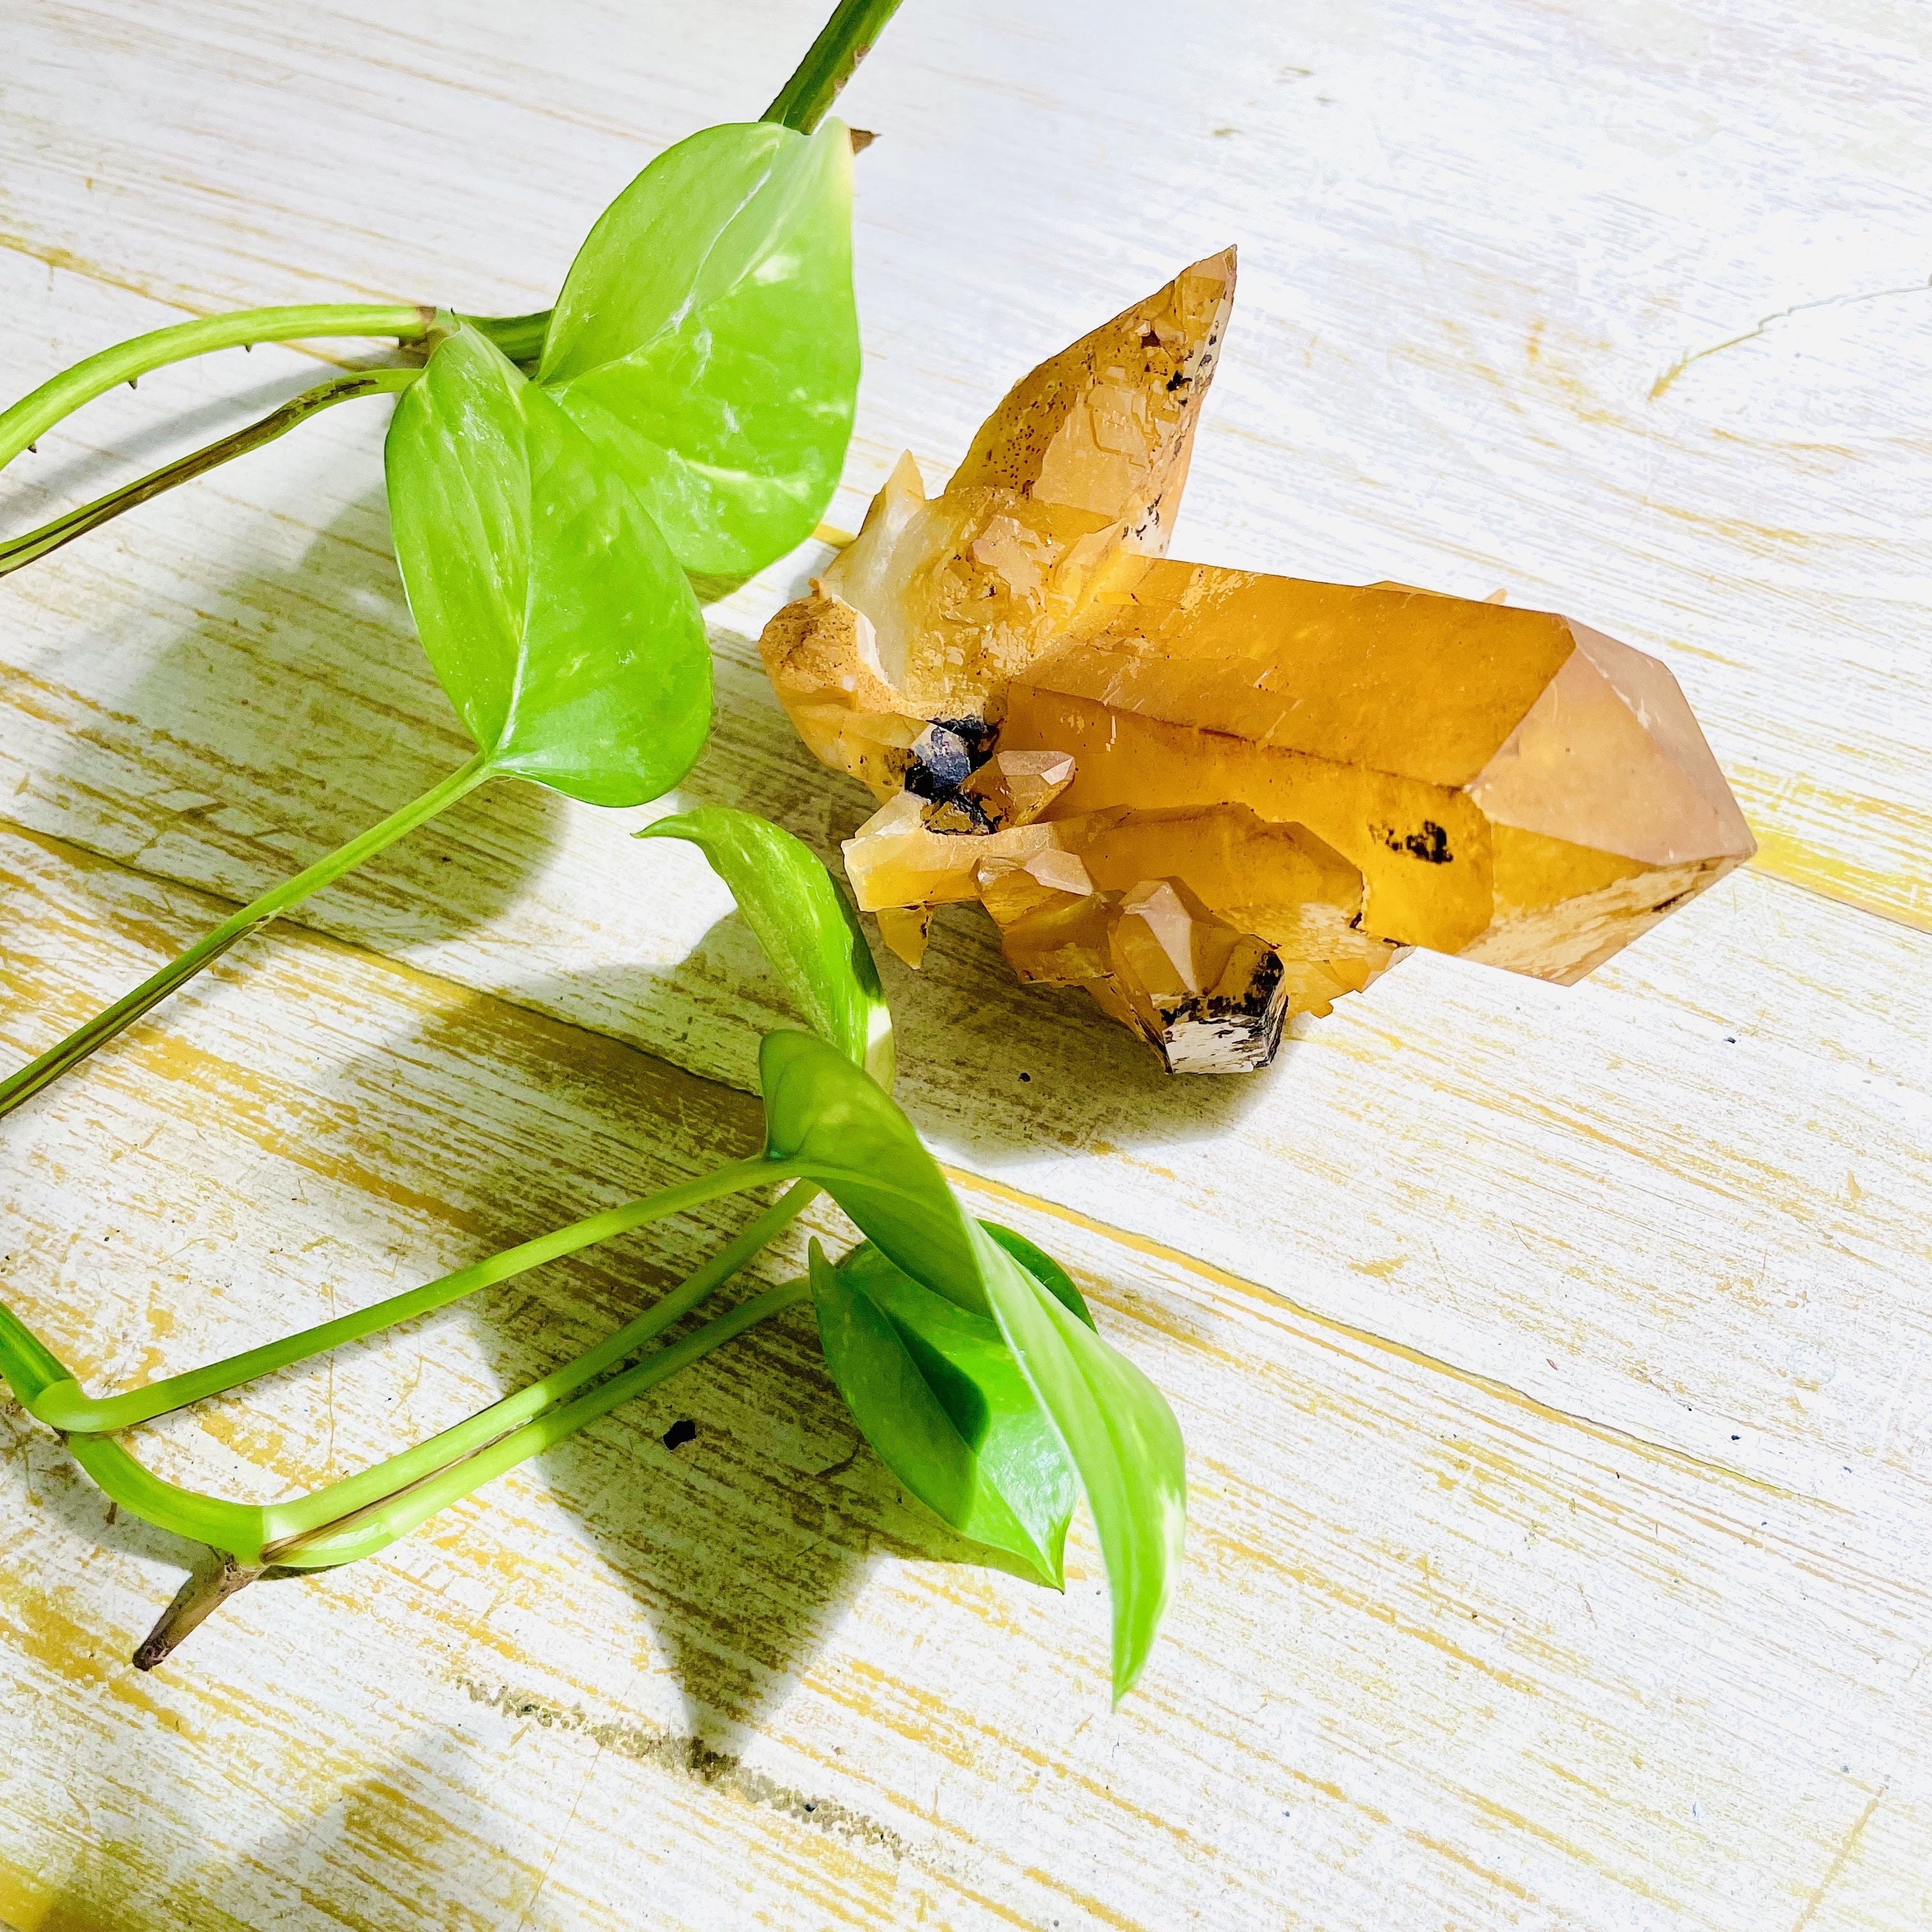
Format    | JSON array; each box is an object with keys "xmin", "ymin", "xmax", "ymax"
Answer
[
  {"xmin": 2, "ymin": 825, "xmax": 1928, "ymax": 1930},
  {"xmin": 1, "ymin": 0, "xmax": 1927, "ymax": 924},
  {"xmin": 1, "ymin": 253, "xmax": 1926, "ymax": 1503},
  {"xmin": 3, "ymin": 4, "xmax": 1928, "ymax": 1923}
]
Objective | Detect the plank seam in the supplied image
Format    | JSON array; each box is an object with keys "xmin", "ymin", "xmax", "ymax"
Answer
[
  {"xmin": 1745, "ymin": 847, "xmax": 1929, "ymax": 938},
  {"xmin": 940, "ymin": 1164, "xmax": 1835, "ymax": 1509},
  {"xmin": 0, "ymin": 234, "xmax": 394, "ymax": 376}
]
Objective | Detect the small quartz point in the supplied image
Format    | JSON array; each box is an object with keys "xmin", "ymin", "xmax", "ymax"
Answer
[
  {"xmin": 765, "ymin": 254, "xmax": 1755, "ymax": 1072},
  {"xmin": 844, "ymin": 789, "xmax": 1065, "ymax": 910},
  {"xmin": 876, "ymin": 905, "xmax": 933, "ymax": 970},
  {"xmin": 922, "ymin": 749, "xmax": 1077, "ymax": 835},
  {"xmin": 965, "ymin": 806, "xmax": 1406, "ymax": 1071},
  {"xmin": 969, "ymin": 749, "xmax": 1077, "ymax": 827}
]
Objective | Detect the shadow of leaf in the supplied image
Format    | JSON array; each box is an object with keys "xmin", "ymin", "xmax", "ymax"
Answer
[{"xmin": 19, "ymin": 470, "xmax": 573, "ymax": 1009}]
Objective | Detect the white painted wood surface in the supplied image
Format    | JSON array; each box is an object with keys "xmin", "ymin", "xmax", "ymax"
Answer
[{"xmin": 1, "ymin": 3, "xmax": 1928, "ymax": 1927}]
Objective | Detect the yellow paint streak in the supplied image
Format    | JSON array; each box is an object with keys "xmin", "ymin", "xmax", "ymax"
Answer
[
  {"xmin": 0, "ymin": 1569, "xmax": 173, "ymax": 1725},
  {"xmin": 0, "ymin": 1860, "xmax": 97, "ymax": 1932},
  {"xmin": 1404, "ymin": 1832, "xmax": 1538, "ymax": 1905},
  {"xmin": 1287, "ymin": 1769, "xmax": 1391, "ymax": 1825},
  {"xmin": 1790, "ymin": 1786, "xmax": 1887, "ymax": 1931},
  {"xmin": 0, "ymin": 230, "xmax": 420, "ymax": 367},
  {"xmin": 917, "ymin": 1885, "xmax": 1041, "ymax": 1931},
  {"xmin": 1349, "ymin": 1254, "xmax": 1406, "ymax": 1280},
  {"xmin": 831, "ymin": 1657, "xmax": 1225, "ymax": 1869},
  {"xmin": 1019, "ymin": 1867, "xmax": 1146, "ymax": 1930},
  {"xmin": 1744, "ymin": 802, "xmax": 1931, "ymax": 934},
  {"xmin": 1462, "ymin": 1790, "xmax": 1678, "ymax": 1904},
  {"xmin": 0, "ymin": 822, "xmax": 761, "ymax": 1140},
  {"xmin": 1196, "ymin": 1531, "xmax": 1545, "ymax": 1698},
  {"xmin": 123, "ymin": 1030, "xmax": 489, "ymax": 1232}
]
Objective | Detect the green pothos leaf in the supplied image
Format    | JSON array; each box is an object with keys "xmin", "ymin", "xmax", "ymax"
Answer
[
  {"xmin": 761, "ymin": 1026, "xmax": 988, "ymax": 1315},
  {"xmin": 968, "ymin": 1219, "xmax": 1185, "ymax": 1703},
  {"xmin": 760, "ymin": 1031, "xmax": 1184, "ymax": 1697},
  {"xmin": 640, "ymin": 806, "xmax": 892, "ymax": 1087},
  {"xmin": 983, "ymin": 1222, "xmax": 1094, "ymax": 1331},
  {"xmin": 809, "ymin": 1238, "xmax": 1078, "ymax": 1586},
  {"xmin": 385, "ymin": 320, "xmax": 711, "ymax": 806},
  {"xmin": 539, "ymin": 119, "xmax": 860, "ymax": 586}
]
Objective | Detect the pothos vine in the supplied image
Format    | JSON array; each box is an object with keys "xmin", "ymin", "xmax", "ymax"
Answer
[{"xmin": 0, "ymin": 0, "xmax": 1186, "ymax": 1698}]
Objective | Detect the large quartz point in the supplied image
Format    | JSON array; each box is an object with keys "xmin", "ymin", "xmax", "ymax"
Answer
[
  {"xmin": 761, "ymin": 249, "xmax": 1237, "ymax": 802},
  {"xmin": 999, "ymin": 561, "xmax": 1758, "ymax": 990},
  {"xmin": 759, "ymin": 256, "xmax": 1756, "ymax": 1072}
]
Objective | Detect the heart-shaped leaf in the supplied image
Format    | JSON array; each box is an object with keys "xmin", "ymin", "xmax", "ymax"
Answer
[
  {"xmin": 640, "ymin": 806, "xmax": 893, "ymax": 1087},
  {"xmin": 759, "ymin": 1031, "xmax": 1184, "ymax": 1696},
  {"xmin": 539, "ymin": 120, "xmax": 860, "ymax": 586},
  {"xmin": 809, "ymin": 1238, "xmax": 1077, "ymax": 1584},
  {"xmin": 385, "ymin": 320, "xmax": 712, "ymax": 806}
]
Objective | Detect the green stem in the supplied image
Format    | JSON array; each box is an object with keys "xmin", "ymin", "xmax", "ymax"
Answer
[
  {"xmin": 261, "ymin": 1179, "xmax": 818, "ymax": 1544},
  {"xmin": 761, "ymin": 0, "xmax": 905, "ymax": 132},
  {"xmin": 0, "ymin": 1300, "xmax": 72, "ymax": 1406},
  {"xmin": 54, "ymin": 1188, "xmax": 817, "ymax": 1565},
  {"xmin": 27, "ymin": 1167, "xmax": 812, "ymax": 1434},
  {"xmin": 269, "ymin": 1276, "xmax": 809, "ymax": 1568},
  {"xmin": 463, "ymin": 312, "xmax": 550, "ymax": 364},
  {"xmin": 456, "ymin": 0, "xmax": 907, "ymax": 354},
  {"xmin": 0, "ymin": 302, "xmax": 433, "ymax": 473},
  {"xmin": 0, "ymin": 750, "xmax": 492, "ymax": 1121},
  {"xmin": 0, "ymin": 368, "xmax": 419, "ymax": 579}
]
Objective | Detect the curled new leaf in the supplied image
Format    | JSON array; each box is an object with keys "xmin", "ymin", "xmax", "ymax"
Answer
[
  {"xmin": 641, "ymin": 806, "xmax": 892, "ymax": 1087},
  {"xmin": 759, "ymin": 1031, "xmax": 1185, "ymax": 1696},
  {"xmin": 385, "ymin": 321, "xmax": 712, "ymax": 806},
  {"xmin": 967, "ymin": 1220, "xmax": 1185, "ymax": 1701},
  {"xmin": 540, "ymin": 120, "xmax": 861, "ymax": 587},
  {"xmin": 809, "ymin": 1238, "xmax": 1077, "ymax": 1585},
  {"xmin": 761, "ymin": 1027, "xmax": 988, "ymax": 1315}
]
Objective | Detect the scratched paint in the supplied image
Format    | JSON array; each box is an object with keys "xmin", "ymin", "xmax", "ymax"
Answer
[
  {"xmin": 2, "ymin": 822, "xmax": 1929, "ymax": 1929},
  {"xmin": 2, "ymin": 0, "xmax": 1930, "ymax": 1924}
]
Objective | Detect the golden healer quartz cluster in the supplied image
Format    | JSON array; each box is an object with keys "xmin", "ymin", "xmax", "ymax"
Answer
[{"xmin": 760, "ymin": 250, "xmax": 1756, "ymax": 1072}]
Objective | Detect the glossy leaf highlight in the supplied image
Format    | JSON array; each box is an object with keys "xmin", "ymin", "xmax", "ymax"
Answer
[
  {"xmin": 540, "ymin": 121, "xmax": 860, "ymax": 583},
  {"xmin": 760, "ymin": 1029, "xmax": 988, "ymax": 1315},
  {"xmin": 386, "ymin": 321, "xmax": 711, "ymax": 806},
  {"xmin": 969, "ymin": 1220, "xmax": 1186, "ymax": 1701},
  {"xmin": 983, "ymin": 1222, "xmax": 1094, "ymax": 1331}
]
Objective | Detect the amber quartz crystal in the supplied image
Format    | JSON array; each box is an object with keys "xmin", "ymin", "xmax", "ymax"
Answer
[{"xmin": 760, "ymin": 252, "xmax": 1755, "ymax": 1071}]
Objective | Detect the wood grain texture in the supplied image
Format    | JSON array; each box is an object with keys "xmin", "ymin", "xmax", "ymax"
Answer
[
  {"xmin": 3, "ymin": 829, "xmax": 1929, "ymax": 1932},
  {"xmin": 1, "ymin": 1, "xmax": 1928, "ymax": 1926},
  {"xmin": 1, "ymin": 249, "xmax": 1925, "ymax": 1499},
  {"xmin": 1, "ymin": 0, "xmax": 1927, "ymax": 926}
]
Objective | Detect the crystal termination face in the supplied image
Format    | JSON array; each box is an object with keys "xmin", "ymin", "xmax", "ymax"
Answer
[{"xmin": 760, "ymin": 254, "xmax": 1755, "ymax": 1071}]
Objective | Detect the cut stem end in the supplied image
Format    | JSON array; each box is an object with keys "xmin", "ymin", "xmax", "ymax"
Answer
[{"xmin": 132, "ymin": 1548, "xmax": 262, "ymax": 1669}]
